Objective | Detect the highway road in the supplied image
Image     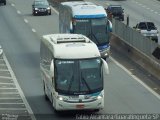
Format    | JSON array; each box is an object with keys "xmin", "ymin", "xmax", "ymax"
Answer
[
  {"xmin": 87, "ymin": 0, "xmax": 160, "ymax": 44},
  {"xmin": 0, "ymin": 0, "xmax": 160, "ymax": 120}
]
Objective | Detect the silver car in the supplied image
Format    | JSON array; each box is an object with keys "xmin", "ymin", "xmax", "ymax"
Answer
[{"xmin": 134, "ymin": 22, "xmax": 159, "ymax": 43}]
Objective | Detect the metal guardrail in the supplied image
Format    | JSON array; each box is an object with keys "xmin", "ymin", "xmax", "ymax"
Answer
[{"xmin": 112, "ymin": 18, "xmax": 160, "ymax": 63}]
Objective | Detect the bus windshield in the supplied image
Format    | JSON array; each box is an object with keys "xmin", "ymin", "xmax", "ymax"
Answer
[
  {"xmin": 55, "ymin": 58, "xmax": 102, "ymax": 95},
  {"xmin": 74, "ymin": 18, "xmax": 108, "ymax": 45}
]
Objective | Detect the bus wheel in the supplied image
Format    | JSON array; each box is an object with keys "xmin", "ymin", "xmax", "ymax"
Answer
[
  {"xmin": 51, "ymin": 96, "xmax": 61, "ymax": 114},
  {"xmin": 49, "ymin": 11, "xmax": 51, "ymax": 15},
  {"xmin": 53, "ymin": 108, "xmax": 61, "ymax": 114},
  {"xmin": 94, "ymin": 109, "xmax": 100, "ymax": 112},
  {"xmin": 51, "ymin": 95, "xmax": 60, "ymax": 114},
  {"xmin": 43, "ymin": 84, "xmax": 48, "ymax": 100}
]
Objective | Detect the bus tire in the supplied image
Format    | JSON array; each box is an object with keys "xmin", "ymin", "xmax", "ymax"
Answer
[
  {"xmin": 49, "ymin": 11, "xmax": 51, "ymax": 15},
  {"xmin": 51, "ymin": 95, "xmax": 60, "ymax": 114},
  {"xmin": 94, "ymin": 109, "xmax": 100, "ymax": 112},
  {"xmin": 43, "ymin": 84, "xmax": 49, "ymax": 100},
  {"xmin": 54, "ymin": 108, "xmax": 61, "ymax": 114}
]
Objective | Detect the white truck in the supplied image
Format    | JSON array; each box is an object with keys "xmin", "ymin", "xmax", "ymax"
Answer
[{"xmin": 40, "ymin": 34, "xmax": 109, "ymax": 112}]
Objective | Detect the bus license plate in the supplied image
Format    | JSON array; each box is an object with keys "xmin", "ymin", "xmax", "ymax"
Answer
[{"xmin": 76, "ymin": 104, "xmax": 84, "ymax": 109}]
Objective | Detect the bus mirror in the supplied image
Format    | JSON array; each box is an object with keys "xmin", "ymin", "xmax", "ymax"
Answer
[
  {"xmin": 70, "ymin": 21, "xmax": 73, "ymax": 33},
  {"xmin": 101, "ymin": 59, "xmax": 109, "ymax": 75},
  {"xmin": 50, "ymin": 59, "xmax": 54, "ymax": 77},
  {"xmin": 107, "ymin": 20, "xmax": 112, "ymax": 32}
]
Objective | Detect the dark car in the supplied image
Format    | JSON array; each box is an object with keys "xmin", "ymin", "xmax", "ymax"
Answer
[
  {"xmin": 133, "ymin": 22, "xmax": 159, "ymax": 43},
  {"xmin": 105, "ymin": 5, "xmax": 124, "ymax": 21},
  {"xmin": 32, "ymin": 0, "xmax": 51, "ymax": 16},
  {"xmin": 0, "ymin": 0, "xmax": 6, "ymax": 5}
]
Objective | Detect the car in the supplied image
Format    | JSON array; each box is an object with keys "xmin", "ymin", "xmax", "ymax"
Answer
[
  {"xmin": 32, "ymin": 0, "xmax": 51, "ymax": 16},
  {"xmin": 133, "ymin": 22, "xmax": 159, "ymax": 43},
  {"xmin": 105, "ymin": 5, "xmax": 124, "ymax": 21},
  {"xmin": 0, "ymin": 0, "xmax": 6, "ymax": 5}
]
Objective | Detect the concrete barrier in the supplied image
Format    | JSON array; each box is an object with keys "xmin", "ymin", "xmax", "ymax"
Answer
[{"xmin": 111, "ymin": 33, "xmax": 160, "ymax": 80}]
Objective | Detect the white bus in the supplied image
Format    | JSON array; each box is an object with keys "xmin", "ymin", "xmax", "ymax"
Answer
[
  {"xmin": 59, "ymin": 1, "xmax": 112, "ymax": 59},
  {"xmin": 40, "ymin": 34, "xmax": 109, "ymax": 112}
]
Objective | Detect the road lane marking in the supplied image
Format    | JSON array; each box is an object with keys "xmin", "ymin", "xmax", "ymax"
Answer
[
  {"xmin": 0, "ymin": 64, "xmax": 7, "ymax": 66},
  {"xmin": 0, "ymin": 103, "xmax": 25, "ymax": 106},
  {"xmin": 110, "ymin": 57, "xmax": 160, "ymax": 100},
  {"xmin": 0, "ymin": 83, "xmax": 15, "ymax": 84},
  {"xmin": 154, "ymin": 12, "xmax": 158, "ymax": 14},
  {"xmin": 32, "ymin": 29, "xmax": 36, "ymax": 33},
  {"xmin": 24, "ymin": 19, "xmax": 28, "ymax": 23},
  {"xmin": 0, "ymin": 97, "xmax": 21, "ymax": 99},
  {"xmin": 0, "ymin": 108, "xmax": 27, "ymax": 110},
  {"xmin": 11, "ymin": 3, "xmax": 15, "ymax": 7},
  {"xmin": 17, "ymin": 10, "xmax": 21, "ymax": 14},
  {"xmin": 0, "ymin": 88, "xmax": 17, "ymax": 90},
  {"xmin": 132, "ymin": 1, "xmax": 159, "ymax": 16},
  {"xmin": 142, "ymin": 5, "xmax": 146, "ymax": 8},
  {"xmin": 0, "ymin": 76, "xmax": 12, "ymax": 79},
  {"xmin": 0, "ymin": 70, "xmax": 9, "ymax": 72},
  {"xmin": 138, "ymin": 3, "xmax": 142, "ymax": 6},
  {"xmin": 3, "ymin": 54, "xmax": 36, "ymax": 120},
  {"xmin": 0, "ymin": 92, "xmax": 18, "ymax": 94}
]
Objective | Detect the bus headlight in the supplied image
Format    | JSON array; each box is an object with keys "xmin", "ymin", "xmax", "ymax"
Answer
[
  {"xmin": 57, "ymin": 96, "xmax": 63, "ymax": 101},
  {"xmin": 104, "ymin": 53, "xmax": 108, "ymax": 57},
  {"xmin": 97, "ymin": 96, "xmax": 102, "ymax": 100},
  {"xmin": 97, "ymin": 93, "xmax": 103, "ymax": 100}
]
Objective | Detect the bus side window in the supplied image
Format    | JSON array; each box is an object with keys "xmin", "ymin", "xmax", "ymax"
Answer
[{"xmin": 50, "ymin": 59, "xmax": 54, "ymax": 85}]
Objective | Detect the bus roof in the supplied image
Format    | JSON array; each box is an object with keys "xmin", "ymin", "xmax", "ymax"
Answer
[
  {"xmin": 61, "ymin": 1, "xmax": 107, "ymax": 18},
  {"xmin": 42, "ymin": 34, "xmax": 100, "ymax": 59}
]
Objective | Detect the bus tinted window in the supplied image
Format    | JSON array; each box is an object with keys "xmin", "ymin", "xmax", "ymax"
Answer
[{"xmin": 55, "ymin": 58, "xmax": 102, "ymax": 95}]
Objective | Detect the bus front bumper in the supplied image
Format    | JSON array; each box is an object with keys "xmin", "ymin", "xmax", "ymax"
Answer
[{"xmin": 55, "ymin": 98, "xmax": 104, "ymax": 111}]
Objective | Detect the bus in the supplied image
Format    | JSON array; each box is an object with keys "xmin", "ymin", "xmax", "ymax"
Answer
[
  {"xmin": 40, "ymin": 34, "xmax": 109, "ymax": 112},
  {"xmin": 59, "ymin": 1, "xmax": 112, "ymax": 59}
]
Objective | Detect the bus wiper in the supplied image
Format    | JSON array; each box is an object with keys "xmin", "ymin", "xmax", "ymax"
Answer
[
  {"xmin": 81, "ymin": 73, "xmax": 91, "ymax": 92},
  {"xmin": 67, "ymin": 75, "xmax": 74, "ymax": 93},
  {"xmin": 87, "ymin": 33, "xmax": 100, "ymax": 45}
]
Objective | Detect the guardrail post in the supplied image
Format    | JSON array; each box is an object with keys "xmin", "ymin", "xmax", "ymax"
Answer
[{"xmin": 126, "ymin": 15, "xmax": 129, "ymax": 26}]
